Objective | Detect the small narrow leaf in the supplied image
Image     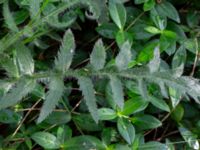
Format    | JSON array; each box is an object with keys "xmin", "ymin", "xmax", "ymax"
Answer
[
  {"xmin": 90, "ymin": 39, "xmax": 106, "ymax": 71},
  {"xmin": 55, "ymin": 29, "xmax": 75, "ymax": 73},
  {"xmin": 78, "ymin": 77, "xmax": 99, "ymax": 123},
  {"xmin": 148, "ymin": 46, "xmax": 160, "ymax": 73},
  {"xmin": 31, "ymin": 132, "xmax": 60, "ymax": 149},
  {"xmin": 16, "ymin": 43, "xmax": 34, "ymax": 75},
  {"xmin": 116, "ymin": 41, "xmax": 132, "ymax": 71},
  {"xmin": 3, "ymin": 0, "xmax": 18, "ymax": 32},
  {"xmin": 109, "ymin": 76, "xmax": 124, "ymax": 109},
  {"xmin": 109, "ymin": 2, "xmax": 126, "ymax": 29},
  {"xmin": 0, "ymin": 77, "xmax": 36, "ymax": 109},
  {"xmin": 37, "ymin": 76, "xmax": 64, "ymax": 123},
  {"xmin": 117, "ymin": 118, "xmax": 135, "ymax": 145}
]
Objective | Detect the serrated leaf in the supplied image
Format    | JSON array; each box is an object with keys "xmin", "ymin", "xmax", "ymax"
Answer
[
  {"xmin": 109, "ymin": 76, "xmax": 124, "ymax": 109},
  {"xmin": 31, "ymin": 132, "xmax": 60, "ymax": 149},
  {"xmin": 30, "ymin": 0, "xmax": 41, "ymax": 20},
  {"xmin": 148, "ymin": 46, "xmax": 160, "ymax": 73},
  {"xmin": 37, "ymin": 76, "xmax": 64, "ymax": 123},
  {"xmin": 156, "ymin": 1, "xmax": 180, "ymax": 23},
  {"xmin": 0, "ymin": 77, "xmax": 36, "ymax": 109},
  {"xmin": 90, "ymin": 39, "xmax": 106, "ymax": 71},
  {"xmin": 117, "ymin": 118, "xmax": 135, "ymax": 145},
  {"xmin": 116, "ymin": 41, "xmax": 132, "ymax": 71},
  {"xmin": 16, "ymin": 43, "xmax": 34, "ymax": 75},
  {"xmin": 172, "ymin": 46, "xmax": 186, "ymax": 77},
  {"xmin": 3, "ymin": 0, "xmax": 19, "ymax": 32},
  {"xmin": 55, "ymin": 29, "xmax": 75, "ymax": 73},
  {"xmin": 109, "ymin": 2, "xmax": 126, "ymax": 29},
  {"xmin": 78, "ymin": 76, "xmax": 99, "ymax": 123}
]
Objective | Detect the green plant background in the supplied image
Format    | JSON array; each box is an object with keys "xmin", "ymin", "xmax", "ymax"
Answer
[{"xmin": 0, "ymin": 0, "xmax": 200, "ymax": 149}]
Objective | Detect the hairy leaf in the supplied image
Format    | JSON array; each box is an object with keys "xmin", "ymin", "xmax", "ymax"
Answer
[
  {"xmin": 109, "ymin": 76, "xmax": 124, "ymax": 109},
  {"xmin": 78, "ymin": 76, "xmax": 99, "ymax": 123},
  {"xmin": 3, "ymin": 0, "xmax": 18, "ymax": 32},
  {"xmin": 90, "ymin": 39, "xmax": 106, "ymax": 71},
  {"xmin": 0, "ymin": 77, "xmax": 36, "ymax": 109},
  {"xmin": 54, "ymin": 29, "xmax": 75, "ymax": 73},
  {"xmin": 16, "ymin": 43, "xmax": 34, "ymax": 75},
  {"xmin": 37, "ymin": 76, "xmax": 64, "ymax": 123}
]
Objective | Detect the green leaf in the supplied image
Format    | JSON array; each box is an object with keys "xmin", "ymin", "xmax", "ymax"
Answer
[
  {"xmin": 37, "ymin": 76, "xmax": 64, "ymax": 123},
  {"xmin": 134, "ymin": 0, "xmax": 148, "ymax": 4},
  {"xmin": 116, "ymin": 31, "xmax": 133, "ymax": 47},
  {"xmin": 179, "ymin": 126, "xmax": 199, "ymax": 150},
  {"xmin": 149, "ymin": 96, "xmax": 170, "ymax": 112},
  {"xmin": 44, "ymin": 112, "xmax": 71, "ymax": 125},
  {"xmin": 0, "ymin": 77, "xmax": 36, "ymax": 109},
  {"xmin": 16, "ymin": 43, "xmax": 34, "ymax": 75},
  {"xmin": 96, "ymin": 23, "xmax": 118, "ymax": 39},
  {"xmin": 109, "ymin": 2, "xmax": 126, "ymax": 29},
  {"xmin": 78, "ymin": 76, "xmax": 99, "ymax": 123},
  {"xmin": 117, "ymin": 118, "xmax": 135, "ymax": 145},
  {"xmin": 73, "ymin": 114, "xmax": 103, "ymax": 131},
  {"xmin": 172, "ymin": 46, "xmax": 186, "ymax": 77},
  {"xmin": 122, "ymin": 97, "xmax": 148, "ymax": 116},
  {"xmin": 116, "ymin": 41, "xmax": 132, "ymax": 71},
  {"xmin": 139, "ymin": 142, "xmax": 168, "ymax": 150},
  {"xmin": 131, "ymin": 115, "xmax": 162, "ymax": 130},
  {"xmin": 109, "ymin": 76, "xmax": 124, "ymax": 109},
  {"xmin": 57, "ymin": 125, "xmax": 72, "ymax": 144},
  {"xmin": 148, "ymin": 46, "xmax": 160, "ymax": 73},
  {"xmin": 90, "ymin": 39, "xmax": 106, "ymax": 71},
  {"xmin": 31, "ymin": 132, "xmax": 60, "ymax": 149},
  {"xmin": 63, "ymin": 135, "xmax": 105, "ymax": 150},
  {"xmin": 98, "ymin": 108, "xmax": 117, "ymax": 120},
  {"xmin": 55, "ymin": 29, "xmax": 75, "ymax": 73},
  {"xmin": 145, "ymin": 26, "xmax": 161, "ymax": 34},
  {"xmin": 29, "ymin": 0, "xmax": 41, "ymax": 20},
  {"xmin": 171, "ymin": 104, "xmax": 184, "ymax": 122},
  {"xmin": 3, "ymin": 0, "xmax": 19, "ymax": 32},
  {"xmin": 143, "ymin": 0, "xmax": 155, "ymax": 11},
  {"xmin": 155, "ymin": 1, "xmax": 180, "ymax": 23},
  {"xmin": 0, "ymin": 109, "xmax": 21, "ymax": 124}
]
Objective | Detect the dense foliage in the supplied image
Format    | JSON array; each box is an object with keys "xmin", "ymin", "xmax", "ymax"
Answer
[{"xmin": 0, "ymin": 0, "xmax": 200, "ymax": 149}]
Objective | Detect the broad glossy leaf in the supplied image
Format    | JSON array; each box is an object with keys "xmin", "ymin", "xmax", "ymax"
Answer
[
  {"xmin": 131, "ymin": 115, "xmax": 162, "ymax": 130},
  {"xmin": 73, "ymin": 114, "xmax": 103, "ymax": 131},
  {"xmin": 63, "ymin": 135, "xmax": 105, "ymax": 150},
  {"xmin": 96, "ymin": 23, "xmax": 118, "ymax": 39},
  {"xmin": 117, "ymin": 118, "xmax": 135, "ymax": 145},
  {"xmin": 143, "ymin": 0, "xmax": 155, "ymax": 11},
  {"xmin": 98, "ymin": 108, "xmax": 117, "ymax": 120},
  {"xmin": 44, "ymin": 112, "xmax": 71, "ymax": 125},
  {"xmin": 149, "ymin": 96, "xmax": 170, "ymax": 112},
  {"xmin": 90, "ymin": 39, "xmax": 106, "ymax": 71},
  {"xmin": 145, "ymin": 26, "xmax": 161, "ymax": 34},
  {"xmin": 31, "ymin": 132, "xmax": 60, "ymax": 149},
  {"xmin": 122, "ymin": 97, "xmax": 148, "ymax": 115},
  {"xmin": 0, "ymin": 109, "xmax": 21, "ymax": 124},
  {"xmin": 171, "ymin": 104, "xmax": 184, "ymax": 122},
  {"xmin": 57, "ymin": 125, "xmax": 72, "ymax": 144},
  {"xmin": 155, "ymin": 1, "xmax": 180, "ymax": 23},
  {"xmin": 109, "ymin": 2, "xmax": 126, "ymax": 29}
]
